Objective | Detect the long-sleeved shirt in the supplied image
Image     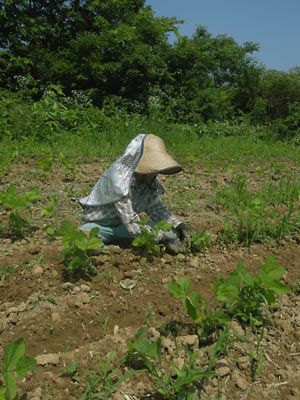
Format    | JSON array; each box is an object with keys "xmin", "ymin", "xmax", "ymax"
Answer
[{"xmin": 81, "ymin": 178, "xmax": 181, "ymax": 236}]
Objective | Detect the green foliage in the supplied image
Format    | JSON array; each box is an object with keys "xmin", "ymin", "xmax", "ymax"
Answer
[
  {"xmin": 127, "ymin": 328, "xmax": 212, "ymax": 400},
  {"xmin": 132, "ymin": 220, "xmax": 172, "ymax": 256},
  {"xmin": 250, "ymin": 70, "xmax": 300, "ymax": 139},
  {"xmin": 0, "ymin": 184, "xmax": 41, "ymax": 239},
  {"xmin": 0, "ymin": 0, "xmax": 299, "ymax": 136},
  {"xmin": 41, "ymin": 196, "xmax": 59, "ymax": 218},
  {"xmin": 80, "ymin": 351, "xmax": 137, "ymax": 400},
  {"xmin": 0, "ymin": 265, "xmax": 18, "ymax": 281},
  {"xmin": 0, "ymin": 338, "xmax": 37, "ymax": 400},
  {"xmin": 190, "ymin": 230, "xmax": 212, "ymax": 252},
  {"xmin": 215, "ymin": 257, "xmax": 289, "ymax": 324},
  {"xmin": 61, "ymin": 360, "xmax": 79, "ymax": 383},
  {"xmin": 215, "ymin": 176, "xmax": 300, "ymax": 245},
  {"xmin": 168, "ymin": 278, "xmax": 203, "ymax": 324},
  {"xmin": 36, "ymin": 151, "xmax": 54, "ymax": 172},
  {"xmin": 168, "ymin": 278, "xmax": 230, "ymax": 338},
  {"xmin": 57, "ymin": 221, "xmax": 104, "ymax": 276}
]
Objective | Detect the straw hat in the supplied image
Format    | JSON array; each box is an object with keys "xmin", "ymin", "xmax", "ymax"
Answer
[{"xmin": 135, "ymin": 134, "xmax": 182, "ymax": 175}]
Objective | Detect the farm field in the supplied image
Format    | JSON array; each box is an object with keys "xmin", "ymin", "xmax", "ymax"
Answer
[{"xmin": 0, "ymin": 146, "xmax": 300, "ymax": 400}]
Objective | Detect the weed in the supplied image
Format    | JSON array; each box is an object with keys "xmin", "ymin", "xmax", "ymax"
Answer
[
  {"xmin": 292, "ymin": 280, "xmax": 300, "ymax": 295},
  {"xmin": 105, "ymin": 266, "xmax": 115, "ymax": 283},
  {"xmin": 0, "ymin": 265, "xmax": 18, "ymax": 281},
  {"xmin": 57, "ymin": 337, "xmax": 76, "ymax": 352},
  {"xmin": 249, "ymin": 328, "xmax": 265, "ymax": 380},
  {"xmin": 214, "ymin": 175, "xmax": 251, "ymax": 213},
  {"xmin": 47, "ymin": 324, "xmax": 54, "ymax": 334},
  {"xmin": 208, "ymin": 329, "xmax": 237, "ymax": 369},
  {"xmin": 58, "ymin": 151, "xmax": 76, "ymax": 173},
  {"xmin": 0, "ymin": 151, "xmax": 17, "ymax": 182},
  {"xmin": 36, "ymin": 152, "xmax": 54, "ymax": 173},
  {"xmin": 57, "ymin": 221, "xmax": 104, "ymax": 277},
  {"xmin": 42, "ymin": 223, "xmax": 57, "ymax": 240},
  {"xmin": 0, "ymin": 338, "xmax": 37, "ymax": 400},
  {"xmin": 145, "ymin": 303, "xmax": 155, "ymax": 327},
  {"xmin": 174, "ymin": 191, "xmax": 197, "ymax": 211},
  {"xmin": 261, "ymin": 176, "xmax": 300, "ymax": 206},
  {"xmin": 127, "ymin": 328, "xmax": 212, "ymax": 399},
  {"xmin": 61, "ymin": 360, "xmax": 80, "ymax": 383},
  {"xmin": 27, "ymin": 297, "xmax": 38, "ymax": 310},
  {"xmin": 80, "ymin": 351, "xmax": 137, "ymax": 400},
  {"xmin": 215, "ymin": 176, "xmax": 300, "ymax": 245},
  {"xmin": 97, "ymin": 316, "xmax": 110, "ymax": 335},
  {"xmin": 41, "ymin": 196, "xmax": 59, "ymax": 218},
  {"xmin": 45, "ymin": 295, "xmax": 58, "ymax": 305}
]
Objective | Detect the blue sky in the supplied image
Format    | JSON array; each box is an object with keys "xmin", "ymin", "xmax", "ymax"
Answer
[{"xmin": 146, "ymin": 0, "xmax": 300, "ymax": 71}]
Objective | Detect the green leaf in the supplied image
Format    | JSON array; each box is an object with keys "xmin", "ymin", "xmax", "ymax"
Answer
[
  {"xmin": 24, "ymin": 187, "xmax": 42, "ymax": 202},
  {"xmin": 57, "ymin": 221, "xmax": 84, "ymax": 244},
  {"xmin": 16, "ymin": 356, "xmax": 37, "ymax": 378},
  {"xmin": 171, "ymin": 361, "xmax": 183, "ymax": 377},
  {"xmin": 168, "ymin": 278, "xmax": 192, "ymax": 299},
  {"xmin": 183, "ymin": 296, "xmax": 199, "ymax": 321},
  {"xmin": 0, "ymin": 386, "xmax": 6, "ymax": 400},
  {"xmin": 258, "ymin": 256, "xmax": 286, "ymax": 284},
  {"xmin": 86, "ymin": 237, "xmax": 102, "ymax": 250},
  {"xmin": 236, "ymin": 262, "xmax": 255, "ymax": 285},
  {"xmin": 215, "ymin": 281, "xmax": 239, "ymax": 303},
  {"xmin": 265, "ymin": 281, "xmax": 289, "ymax": 295},
  {"xmin": 3, "ymin": 373, "xmax": 17, "ymax": 400},
  {"xmin": 3, "ymin": 339, "xmax": 25, "ymax": 373},
  {"xmin": 189, "ymin": 291, "xmax": 202, "ymax": 308}
]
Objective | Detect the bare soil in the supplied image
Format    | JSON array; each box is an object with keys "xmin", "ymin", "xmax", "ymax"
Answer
[{"xmin": 0, "ymin": 159, "xmax": 299, "ymax": 400}]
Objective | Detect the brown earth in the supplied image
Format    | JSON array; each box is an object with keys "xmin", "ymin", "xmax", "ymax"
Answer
[{"xmin": 0, "ymin": 159, "xmax": 299, "ymax": 400}]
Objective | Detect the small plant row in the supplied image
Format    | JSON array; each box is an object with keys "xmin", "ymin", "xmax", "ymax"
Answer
[
  {"xmin": 1, "ymin": 179, "xmax": 298, "ymax": 252},
  {"xmin": 78, "ymin": 256, "xmax": 289, "ymax": 400},
  {"xmin": 0, "ymin": 257, "xmax": 289, "ymax": 399}
]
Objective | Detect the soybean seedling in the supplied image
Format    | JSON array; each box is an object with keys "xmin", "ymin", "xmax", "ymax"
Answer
[
  {"xmin": 215, "ymin": 256, "xmax": 289, "ymax": 325},
  {"xmin": 168, "ymin": 278, "xmax": 230, "ymax": 339},
  {"xmin": 132, "ymin": 220, "xmax": 172, "ymax": 257},
  {"xmin": 190, "ymin": 230, "xmax": 212, "ymax": 253},
  {"xmin": 57, "ymin": 220, "xmax": 104, "ymax": 277},
  {"xmin": 0, "ymin": 184, "xmax": 41, "ymax": 239},
  {"xmin": 0, "ymin": 338, "xmax": 37, "ymax": 400}
]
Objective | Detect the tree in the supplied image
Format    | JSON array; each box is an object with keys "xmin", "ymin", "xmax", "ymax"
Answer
[{"xmin": 0, "ymin": 0, "xmax": 178, "ymax": 106}]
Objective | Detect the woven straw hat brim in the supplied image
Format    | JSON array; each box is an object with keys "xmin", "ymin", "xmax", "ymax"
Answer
[{"xmin": 135, "ymin": 134, "xmax": 182, "ymax": 175}]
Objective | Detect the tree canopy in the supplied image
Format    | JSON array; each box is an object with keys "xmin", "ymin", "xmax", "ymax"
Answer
[{"xmin": 0, "ymin": 0, "xmax": 299, "ymax": 133}]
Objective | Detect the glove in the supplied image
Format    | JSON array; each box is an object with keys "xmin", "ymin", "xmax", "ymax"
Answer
[
  {"xmin": 175, "ymin": 223, "xmax": 192, "ymax": 243},
  {"xmin": 159, "ymin": 237, "xmax": 185, "ymax": 255}
]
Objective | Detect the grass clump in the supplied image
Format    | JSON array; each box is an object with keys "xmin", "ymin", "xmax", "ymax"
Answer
[{"xmin": 214, "ymin": 175, "xmax": 300, "ymax": 245}]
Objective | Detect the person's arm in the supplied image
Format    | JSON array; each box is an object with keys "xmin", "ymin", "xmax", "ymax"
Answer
[
  {"xmin": 145, "ymin": 196, "xmax": 191, "ymax": 242},
  {"xmin": 114, "ymin": 197, "xmax": 142, "ymax": 237},
  {"xmin": 145, "ymin": 196, "xmax": 182, "ymax": 228}
]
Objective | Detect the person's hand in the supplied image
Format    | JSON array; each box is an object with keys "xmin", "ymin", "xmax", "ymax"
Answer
[
  {"xmin": 159, "ymin": 237, "xmax": 185, "ymax": 255},
  {"xmin": 175, "ymin": 223, "xmax": 192, "ymax": 243},
  {"xmin": 164, "ymin": 238, "xmax": 185, "ymax": 255}
]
